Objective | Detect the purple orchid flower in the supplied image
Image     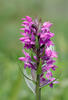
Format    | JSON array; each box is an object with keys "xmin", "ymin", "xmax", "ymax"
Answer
[{"xmin": 19, "ymin": 16, "xmax": 58, "ymax": 90}]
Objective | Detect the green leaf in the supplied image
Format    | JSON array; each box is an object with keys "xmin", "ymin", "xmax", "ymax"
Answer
[
  {"xmin": 23, "ymin": 69, "xmax": 36, "ymax": 94},
  {"xmin": 31, "ymin": 69, "xmax": 37, "ymax": 81},
  {"xmin": 37, "ymin": 59, "xmax": 42, "ymax": 74},
  {"xmin": 31, "ymin": 49, "xmax": 36, "ymax": 62},
  {"xmin": 41, "ymin": 47, "xmax": 45, "ymax": 57},
  {"xmin": 35, "ymin": 36, "xmax": 39, "ymax": 48},
  {"xmin": 31, "ymin": 53, "xmax": 36, "ymax": 62}
]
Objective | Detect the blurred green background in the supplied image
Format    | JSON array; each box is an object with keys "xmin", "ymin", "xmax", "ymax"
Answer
[{"xmin": 0, "ymin": 0, "xmax": 68, "ymax": 100}]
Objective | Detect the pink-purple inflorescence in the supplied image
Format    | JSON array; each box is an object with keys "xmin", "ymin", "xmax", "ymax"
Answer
[{"xmin": 19, "ymin": 16, "xmax": 58, "ymax": 88}]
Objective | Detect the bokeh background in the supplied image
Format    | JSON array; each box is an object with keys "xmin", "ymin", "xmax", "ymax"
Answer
[{"xmin": 0, "ymin": 0, "xmax": 68, "ymax": 100}]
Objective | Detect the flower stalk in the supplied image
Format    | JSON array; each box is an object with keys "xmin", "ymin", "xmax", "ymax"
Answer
[
  {"xmin": 36, "ymin": 35, "xmax": 41, "ymax": 100},
  {"xmin": 36, "ymin": 74, "xmax": 41, "ymax": 100}
]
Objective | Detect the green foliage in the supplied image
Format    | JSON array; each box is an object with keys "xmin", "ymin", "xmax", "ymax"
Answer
[
  {"xmin": 23, "ymin": 69, "xmax": 36, "ymax": 94},
  {"xmin": 37, "ymin": 59, "xmax": 42, "ymax": 75},
  {"xmin": 31, "ymin": 49, "xmax": 36, "ymax": 62},
  {"xmin": 36, "ymin": 36, "xmax": 39, "ymax": 49}
]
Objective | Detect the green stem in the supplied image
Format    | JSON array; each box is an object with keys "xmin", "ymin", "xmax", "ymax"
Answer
[
  {"xmin": 35, "ymin": 35, "xmax": 41, "ymax": 100},
  {"xmin": 36, "ymin": 74, "xmax": 41, "ymax": 100}
]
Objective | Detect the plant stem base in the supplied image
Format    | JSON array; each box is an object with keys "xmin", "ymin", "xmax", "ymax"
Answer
[{"xmin": 36, "ymin": 75, "xmax": 41, "ymax": 100}]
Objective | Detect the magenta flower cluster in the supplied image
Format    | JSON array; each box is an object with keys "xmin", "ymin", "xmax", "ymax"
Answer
[{"xmin": 19, "ymin": 16, "xmax": 58, "ymax": 88}]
